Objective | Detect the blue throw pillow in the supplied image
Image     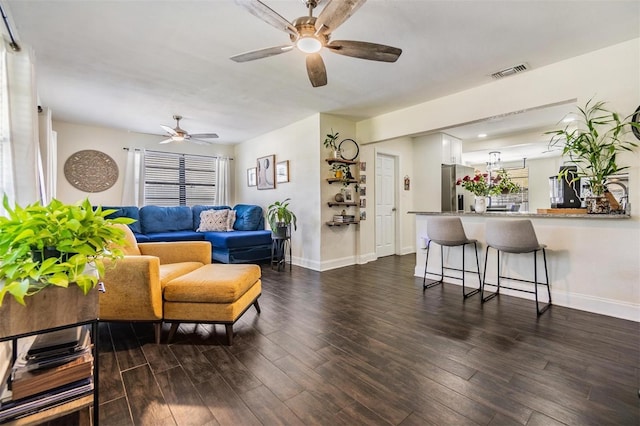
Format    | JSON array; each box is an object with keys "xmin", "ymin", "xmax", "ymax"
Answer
[{"xmin": 233, "ymin": 204, "xmax": 264, "ymax": 231}]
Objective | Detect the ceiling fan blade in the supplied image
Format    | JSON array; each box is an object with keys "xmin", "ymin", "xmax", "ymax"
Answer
[
  {"xmin": 190, "ymin": 138, "xmax": 218, "ymax": 145},
  {"xmin": 231, "ymin": 45, "xmax": 294, "ymax": 62},
  {"xmin": 190, "ymin": 133, "xmax": 219, "ymax": 139},
  {"xmin": 234, "ymin": 0, "xmax": 298, "ymax": 37},
  {"xmin": 306, "ymin": 53, "xmax": 327, "ymax": 88},
  {"xmin": 159, "ymin": 138, "xmax": 174, "ymax": 144},
  {"xmin": 160, "ymin": 125, "xmax": 177, "ymax": 136},
  {"xmin": 315, "ymin": 0, "xmax": 366, "ymax": 35},
  {"xmin": 327, "ymin": 40, "xmax": 402, "ymax": 62}
]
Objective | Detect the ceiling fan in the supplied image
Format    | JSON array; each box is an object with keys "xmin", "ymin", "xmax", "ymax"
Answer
[
  {"xmin": 159, "ymin": 115, "xmax": 219, "ymax": 145},
  {"xmin": 231, "ymin": 0, "xmax": 402, "ymax": 87}
]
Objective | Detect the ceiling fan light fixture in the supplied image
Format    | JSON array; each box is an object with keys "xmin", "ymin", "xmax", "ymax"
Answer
[{"xmin": 297, "ymin": 36, "xmax": 322, "ymax": 53}]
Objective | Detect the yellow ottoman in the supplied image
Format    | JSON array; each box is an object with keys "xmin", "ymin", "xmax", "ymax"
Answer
[{"xmin": 163, "ymin": 264, "xmax": 262, "ymax": 345}]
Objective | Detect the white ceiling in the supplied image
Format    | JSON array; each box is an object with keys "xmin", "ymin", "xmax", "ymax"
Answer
[{"xmin": 3, "ymin": 0, "xmax": 639, "ymax": 145}]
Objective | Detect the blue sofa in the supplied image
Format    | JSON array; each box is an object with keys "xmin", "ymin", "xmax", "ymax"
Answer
[{"xmin": 103, "ymin": 204, "xmax": 273, "ymax": 264}]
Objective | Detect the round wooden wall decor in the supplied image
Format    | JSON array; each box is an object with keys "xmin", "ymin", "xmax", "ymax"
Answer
[{"xmin": 64, "ymin": 150, "xmax": 118, "ymax": 192}]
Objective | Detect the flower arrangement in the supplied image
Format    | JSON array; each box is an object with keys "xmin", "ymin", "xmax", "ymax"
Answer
[{"xmin": 456, "ymin": 169, "xmax": 519, "ymax": 197}]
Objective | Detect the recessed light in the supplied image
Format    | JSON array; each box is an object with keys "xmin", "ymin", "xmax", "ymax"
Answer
[{"xmin": 478, "ymin": 133, "xmax": 487, "ymax": 138}]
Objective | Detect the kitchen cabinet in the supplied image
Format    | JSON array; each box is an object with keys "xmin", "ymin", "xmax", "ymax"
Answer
[{"xmin": 441, "ymin": 133, "xmax": 463, "ymax": 165}]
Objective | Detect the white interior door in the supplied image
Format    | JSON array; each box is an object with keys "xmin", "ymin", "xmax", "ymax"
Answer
[{"xmin": 375, "ymin": 153, "xmax": 396, "ymax": 257}]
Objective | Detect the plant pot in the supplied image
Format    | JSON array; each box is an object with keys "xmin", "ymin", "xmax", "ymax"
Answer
[
  {"xmin": 474, "ymin": 196, "xmax": 487, "ymax": 214},
  {"xmin": 334, "ymin": 170, "xmax": 343, "ymax": 179},
  {"xmin": 586, "ymin": 196, "xmax": 610, "ymax": 214},
  {"xmin": 0, "ymin": 285, "xmax": 98, "ymax": 339},
  {"xmin": 272, "ymin": 223, "xmax": 290, "ymax": 239}
]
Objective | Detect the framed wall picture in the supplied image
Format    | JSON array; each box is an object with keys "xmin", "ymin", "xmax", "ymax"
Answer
[
  {"xmin": 257, "ymin": 155, "xmax": 275, "ymax": 190},
  {"xmin": 276, "ymin": 160, "xmax": 289, "ymax": 183},
  {"xmin": 247, "ymin": 167, "xmax": 257, "ymax": 187}
]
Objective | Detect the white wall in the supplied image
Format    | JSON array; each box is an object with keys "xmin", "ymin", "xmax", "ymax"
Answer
[
  {"xmin": 234, "ymin": 114, "xmax": 322, "ymax": 269},
  {"xmin": 53, "ymin": 120, "xmax": 235, "ymax": 205}
]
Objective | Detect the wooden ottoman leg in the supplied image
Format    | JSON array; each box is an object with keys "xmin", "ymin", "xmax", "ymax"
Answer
[
  {"xmin": 154, "ymin": 323, "xmax": 162, "ymax": 344},
  {"xmin": 225, "ymin": 324, "xmax": 233, "ymax": 345},
  {"xmin": 254, "ymin": 299, "xmax": 261, "ymax": 314},
  {"xmin": 167, "ymin": 322, "xmax": 180, "ymax": 343}
]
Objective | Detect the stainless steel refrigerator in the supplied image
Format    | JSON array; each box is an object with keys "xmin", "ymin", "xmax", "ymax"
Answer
[{"xmin": 441, "ymin": 164, "xmax": 474, "ymax": 212}]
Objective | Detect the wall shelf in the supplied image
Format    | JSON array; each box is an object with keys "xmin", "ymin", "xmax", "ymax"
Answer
[
  {"xmin": 327, "ymin": 202, "xmax": 357, "ymax": 207},
  {"xmin": 325, "ymin": 158, "xmax": 358, "ymax": 165},
  {"xmin": 326, "ymin": 221, "xmax": 360, "ymax": 226},
  {"xmin": 326, "ymin": 178, "xmax": 358, "ymax": 184}
]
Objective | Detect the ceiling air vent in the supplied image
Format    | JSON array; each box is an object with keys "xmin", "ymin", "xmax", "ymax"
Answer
[{"xmin": 490, "ymin": 63, "xmax": 529, "ymax": 79}]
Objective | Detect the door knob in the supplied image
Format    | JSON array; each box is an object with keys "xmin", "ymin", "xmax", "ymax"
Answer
[{"xmin": 392, "ymin": 207, "xmax": 397, "ymax": 212}]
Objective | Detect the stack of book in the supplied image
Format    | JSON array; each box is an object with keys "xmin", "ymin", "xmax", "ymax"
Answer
[
  {"xmin": 0, "ymin": 326, "xmax": 94, "ymax": 422},
  {"xmin": 333, "ymin": 214, "xmax": 356, "ymax": 223}
]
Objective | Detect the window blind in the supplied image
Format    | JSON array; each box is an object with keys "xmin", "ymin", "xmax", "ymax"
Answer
[{"xmin": 143, "ymin": 150, "xmax": 217, "ymax": 206}]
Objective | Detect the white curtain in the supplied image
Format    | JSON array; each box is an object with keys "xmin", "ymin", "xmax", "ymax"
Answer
[
  {"xmin": 121, "ymin": 149, "xmax": 144, "ymax": 206},
  {"xmin": 0, "ymin": 36, "xmax": 39, "ymax": 215},
  {"xmin": 216, "ymin": 156, "xmax": 230, "ymax": 206}
]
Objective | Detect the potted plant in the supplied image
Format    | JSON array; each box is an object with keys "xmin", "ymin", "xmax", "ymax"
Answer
[
  {"xmin": 456, "ymin": 170, "xmax": 518, "ymax": 213},
  {"xmin": 323, "ymin": 129, "xmax": 340, "ymax": 158},
  {"xmin": 547, "ymin": 99, "xmax": 639, "ymax": 213},
  {"xmin": 267, "ymin": 198, "xmax": 297, "ymax": 238},
  {"xmin": 0, "ymin": 196, "xmax": 135, "ymax": 306}
]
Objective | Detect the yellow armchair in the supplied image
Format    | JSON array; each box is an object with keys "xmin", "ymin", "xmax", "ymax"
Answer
[{"xmin": 99, "ymin": 225, "xmax": 211, "ymax": 343}]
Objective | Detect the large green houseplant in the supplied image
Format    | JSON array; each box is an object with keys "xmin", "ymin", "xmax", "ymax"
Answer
[
  {"xmin": 267, "ymin": 198, "xmax": 297, "ymax": 238},
  {"xmin": 0, "ymin": 196, "xmax": 134, "ymax": 306},
  {"xmin": 547, "ymin": 99, "xmax": 638, "ymax": 210}
]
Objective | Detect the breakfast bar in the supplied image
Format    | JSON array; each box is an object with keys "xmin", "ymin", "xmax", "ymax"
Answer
[{"xmin": 411, "ymin": 211, "xmax": 638, "ymax": 321}]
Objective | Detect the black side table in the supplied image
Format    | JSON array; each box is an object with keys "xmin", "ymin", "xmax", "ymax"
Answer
[{"xmin": 271, "ymin": 236, "xmax": 291, "ymax": 271}]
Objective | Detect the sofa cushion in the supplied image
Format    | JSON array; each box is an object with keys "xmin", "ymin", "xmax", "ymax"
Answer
[
  {"xmin": 163, "ymin": 264, "xmax": 261, "ymax": 303},
  {"xmin": 102, "ymin": 205, "xmax": 142, "ymax": 234},
  {"xmin": 192, "ymin": 205, "xmax": 230, "ymax": 230},
  {"xmin": 203, "ymin": 230, "xmax": 272, "ymax": 249},
  {"xmin": 159, "ymin": 262, "xmax": 205, "ymax": 287},
  {"xmin": 140, "ymin": 206, "xmax": 193, "ymax": 234},
  {"xmin": 145, "ymin": 230, "xmax": 204, "ymax": 242},
  {"xmin": 233, "ymin": 204, "xmax": 264, "ymax": 231},
  {"xmin": 134, "ymin": 233, "xmax": 151, "ymax": 243},
  {"xmin": 197, "ymin": 209, "xmax": 229, "ymax": 232}
]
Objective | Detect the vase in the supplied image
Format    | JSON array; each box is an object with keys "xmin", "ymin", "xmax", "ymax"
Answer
[
  {"xmin": 585, "ymin": 196, "xmax": 610, "ymax": 214},
  {"xmin": 474, "ymin": 196, "xmax": 487, "ymax": 214}
]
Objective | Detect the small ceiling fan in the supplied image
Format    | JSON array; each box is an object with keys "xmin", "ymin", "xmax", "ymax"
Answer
[
  {"xmin": 231, "ymin": 0, "xmax": 402, "ymax": 87},
  {"xmin": 159, "ymin": 115, "xmax": 219, "ymax": 145}
]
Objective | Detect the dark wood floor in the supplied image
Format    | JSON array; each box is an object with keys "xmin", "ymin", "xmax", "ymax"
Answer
[{"xmin": 94, "ymin": 255, "xmax": 639, "ymax": 425}]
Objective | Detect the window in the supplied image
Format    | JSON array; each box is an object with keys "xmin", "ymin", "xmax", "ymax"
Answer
[{"xmin": 143, "ymin": 150, "xmax": 217, "ymax": 206}]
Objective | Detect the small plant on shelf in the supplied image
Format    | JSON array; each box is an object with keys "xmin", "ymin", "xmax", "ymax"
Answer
[{"xmin": 323, "ymin": 129, "xmax": 340, "ymax": 158}]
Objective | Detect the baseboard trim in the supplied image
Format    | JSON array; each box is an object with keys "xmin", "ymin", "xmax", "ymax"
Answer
[{"xmin": 414, "ymin": 268, "xmax": 639, "ymax": 322}]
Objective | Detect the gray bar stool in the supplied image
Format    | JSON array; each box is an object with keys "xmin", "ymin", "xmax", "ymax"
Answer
[
  {"xmin": 482, "ymin": 219, "xmax": 551, "ymax": 315},
  {"xmin": 423, "ymin": 217, "xmax": 481, "ymax": 298}
]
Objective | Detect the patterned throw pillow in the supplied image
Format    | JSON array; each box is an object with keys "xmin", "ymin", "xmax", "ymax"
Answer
[
  {"xmin": 197, "ymin": 209, "xmax": 229, "ymax": 232},
  {"xmin": 226, "ymin": 209, "xmax": 237, "ymax": 231}
]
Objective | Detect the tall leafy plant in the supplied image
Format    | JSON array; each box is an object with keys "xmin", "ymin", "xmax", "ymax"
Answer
[
  {"xmin": 547, "ymin": 99, "xmax": 639, "ymax": 196},
  {"xmin": 0, "ymin": 196, "xmax": 134, "ymax": 305},
  {"xmin": 267, "ymin": 198, "xmax": 297, "ymax": 232}
]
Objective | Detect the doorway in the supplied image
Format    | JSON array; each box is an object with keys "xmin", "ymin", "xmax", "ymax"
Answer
[{"xmin": 375, "ymin": 153, "xmax": 396, "ymax": 258}]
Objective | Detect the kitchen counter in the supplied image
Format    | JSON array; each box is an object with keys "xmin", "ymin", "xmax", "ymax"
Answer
[
  {"xmin": 409, "ymin": 211, "xmax": 632, "ymax": 219},
  {"xmin": 412, "ymin": 212, "xmax": 639, "ymax": 322}
]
